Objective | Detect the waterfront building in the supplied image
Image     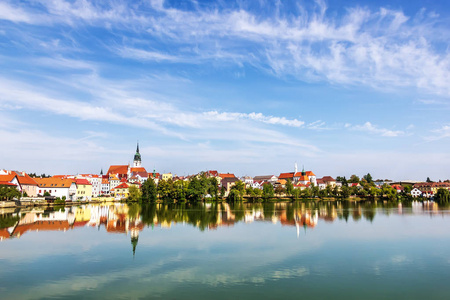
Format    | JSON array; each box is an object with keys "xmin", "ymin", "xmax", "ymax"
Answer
[
  {"xmin": 75, "ymin": 179, "xmax": 92, "ymax": 201},
  {"xmin": 253, "ymin": 175, "xmax": 278, "ymax": 184},
  {"xmin": 411, "ymin": 188, "xmax": 422, "ymax": 198},
  {"xmin": 34, "ymin": 177, "xmax": 77, "ymax": 201},
  {"xmin": 0, "ymin": 170, "xmax": 38, "ymax": 196},
  {"xmin": 413, "ymin": 182, "xmax": 450, "ymax": 198}
]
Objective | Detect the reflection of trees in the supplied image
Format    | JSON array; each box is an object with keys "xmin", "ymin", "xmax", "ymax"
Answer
[{"xmin": 10, "ymin": 201, "xmax": 449, "ymax": 241}]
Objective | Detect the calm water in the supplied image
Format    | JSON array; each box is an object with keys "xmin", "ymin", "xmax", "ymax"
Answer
[{"xmin": 1, "ymin": 201, "xmax": 449, "ymax": 299}]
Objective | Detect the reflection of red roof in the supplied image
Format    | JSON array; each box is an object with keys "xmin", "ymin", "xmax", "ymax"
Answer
[
  {"xmin": 72, "ymin": 221, "xmax": 89, "ymax": 227},
  {"xmin": 12, "ymin": 221, "xmax": 70, "ymax": 237},
  {"xmin": 0, "ymin": 228, "xmax": 10, "ymax": 240}
]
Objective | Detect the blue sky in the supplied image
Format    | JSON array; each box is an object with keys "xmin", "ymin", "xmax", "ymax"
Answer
[{"xmin": 0, "ymin": 0, "xmax": 449, "ymax": 180}]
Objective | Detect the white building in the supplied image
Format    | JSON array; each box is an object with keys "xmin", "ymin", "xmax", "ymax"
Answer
[
  {"xmin": 411, "ymin": 188, "xmax": 422, "ymax": 198},
  {"xmin": 34, "ymin": 178, "xmax": 77, "ymax": 201}
]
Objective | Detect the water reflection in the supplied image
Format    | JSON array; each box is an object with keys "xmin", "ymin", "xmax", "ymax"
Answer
[{"xmin": 0, "ymin": 201, "xmax": 444, "ymax": 242}]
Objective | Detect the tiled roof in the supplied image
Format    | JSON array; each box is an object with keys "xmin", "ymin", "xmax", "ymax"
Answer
[
  {"xmin": 107, "ymin": 165, "xmax": 128, "ymax": 176},
  {"xmin": 75, "ymin": 179, "xmax": 92, "ymax": 185},
  {"xmin": 253, "ymin": 175, "xmax": 276, "ymax": 181},
  {"xmin": 0, "ymin": 174, "xmax": 16, "ymax": 182},
  {"xmin": 219, "ymin": 173, "xmax": 236, "ymax": 178},
  {"xmin": 279, "ymin": 172, "xmax": 294, "ymax": 179},
  {"xmin": 11, "ymin": 172, "xmax": 38, "ymax": 186},
  {"xmin": 305, "ymin": 171, "xmax": 316, "ymax": 176},
  {"xmin": 113, "ymin": 182, "xmax": 129, "ymax": 189},
  {"xmin": 0, "ymin": 181, "xmax": 16, "ymax": 186},
  {"xmin": 34, "ymin": 177, "xmax": 75, "ymax": 188},
  {"xmin": 298, "ymin": 175, "xmax": 309, "ymax": 181},
  {"xmin": 130, "ymin": 167, "xmax": 147, "ymax": 173},
  {"xmin": 321, "ymin": 176, "xmax": 336, "ymax": 182}
]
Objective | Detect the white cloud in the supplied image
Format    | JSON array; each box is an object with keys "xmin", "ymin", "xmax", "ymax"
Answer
[
  {"xmin": 426, "ymin": 125, "xmax": 450, "ymax": 141},
  {"xmin": 349, "ymin": 122, "xmax": 404, "ymax": 137}
]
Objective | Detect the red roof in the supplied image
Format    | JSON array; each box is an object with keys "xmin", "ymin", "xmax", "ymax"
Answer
[
  {"xmin": 75, "ymin": 179, "xmax": 91, "ymax": 185},
  {"xmin": 219, "ymin": 173, "xmax": 236, "ymax": 178},
  {"xmin": 0, "ymin": 181, "xmax": 16, "ymax": 186},
  {"xmin": 107, "ymin": 165, "xmax": 128, "ymax": 176},
  {"xmin": 0, "ymin": 174, "xmax": 16, "ymax": 182},
  {"xmin": 279, "ymin": 172, "xmax": 294, "ymax": 179},
  {"xmin": 130, "ymin": 167, "xmax": 147, "ymax": 173},
  {"xmin": 113, "ymin": 183, "xmax": 129, "ymax": 189},
  {"xmin": 33, "ymin": 177, "xmax": 75, "ymax": 188},
  {"xmin": 321, "ymin": 176, "xmax": 336, "ymax": 182},
  {"xmin": 11, "ymin": 172, "xmax": 38, "ymax": 186}
]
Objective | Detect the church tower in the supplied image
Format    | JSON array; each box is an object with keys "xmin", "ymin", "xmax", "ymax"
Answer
[{"xmin": 133, "ymin": 142, "xmax": 142, "ymax": 168}]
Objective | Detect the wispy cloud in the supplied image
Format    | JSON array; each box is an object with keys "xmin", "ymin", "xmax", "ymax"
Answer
[
  {"xmin": 425, "ymin": 125, "xmax": 450, "ymax": 142},
  {"xmin": 3, "ymin": 1, "xmax": 449, "ymax": 96},
  {"xmin": 347, "ymin": 122, "xmax": 405, "ymax": 137}
]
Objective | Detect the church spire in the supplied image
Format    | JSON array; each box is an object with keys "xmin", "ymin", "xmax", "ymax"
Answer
[{"xmin": 133, "ymin": 142, "xmax": 142, "ymax": 168}]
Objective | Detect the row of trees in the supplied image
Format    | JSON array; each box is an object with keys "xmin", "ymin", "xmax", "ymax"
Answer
[{"xmin": 0, "ymin": 186, "xmax": 21, "ymax": 201}]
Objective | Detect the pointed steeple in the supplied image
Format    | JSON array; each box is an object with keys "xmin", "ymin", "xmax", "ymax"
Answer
[
  {"xmin": 133, "ymin": 142, "xmax": 142, "ymax": 167},
  {"xmin": 100, "ymin": 168, "xmax": 103, "ymax": 175}
]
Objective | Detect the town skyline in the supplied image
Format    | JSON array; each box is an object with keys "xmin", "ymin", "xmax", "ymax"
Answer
[{"xmin": 1, "ymin": 0, "xmax": 449, "ymax": 180}]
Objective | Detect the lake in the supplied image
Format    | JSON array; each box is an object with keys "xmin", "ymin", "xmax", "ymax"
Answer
[{"xmin": 1, "ymin": 201, "xmax": 449, "ymax": 299}]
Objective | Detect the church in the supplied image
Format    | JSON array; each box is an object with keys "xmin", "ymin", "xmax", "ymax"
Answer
[{"xmin": 106, "ymin": 143, "xmax": 149, "ymax": 184}]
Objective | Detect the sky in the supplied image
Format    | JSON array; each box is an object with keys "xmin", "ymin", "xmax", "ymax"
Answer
[{"xmin": 0, "ymin": 0, "xmax": 449, "ymax": 181}]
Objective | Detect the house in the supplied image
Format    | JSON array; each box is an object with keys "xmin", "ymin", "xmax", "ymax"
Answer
[
  {"xmin": 78, "ymin": 174, "xmax": 101, "ymax": 197},
  {"xmin": 316, "ymin": 179, "xmax": 326, "ymax": 190},
  {"xmin": 162, "ymin": 173, "xmax": 173, "ymax": 181},
  {"xmin": 75, "ymin": 179, "xmax": 92, "ymax": 201},
  {"xmin": 101, "ymin": 176, "xmax": 110, "ymax": 195},
  {"xmin": 0, "ymin": 172, "xmax": 21, "ymax": 191},
  {"xmin": 242, "ymin": 176, "xmax": 253, "ymax": 186},
  {"xmin": 294, "ymin": 182, "xmax": 308, "ymax": 190},
  {"xmin": 218, "ymin": 173, "xmax": 236, "ymax": 185},
  {"xmin": 221, "ymin": 177, "xmax": 239, "ymax": 194},
  {"xmin": 251, "ymin": 181, "xmax": 264, "ymax": 190},
  {"xmin": 278, "ymin": 172, "xmax": 295, "ymax": 181},
  {"xmin": 253, "ymin": 175, "xmax": 278, "ymax": 184},
  {"xmin": 34, "ymin": 177, "xmax": 77, "ymax": 201},
  {"xmin": 413, "ymin": 182, "xmax": 450, "ymax": 198},
  {"xmin": 109, "ymin": 174, "xmax": 120, "ymax": 191},
  {"xmin": 411, "ymin": 188, "xmax": 422, "ymax": 198},
  {"xmin": 111, "ymin": 182, "xmax": 130, "ymax": 199},
  {"xmin": 321, "ymin": 176, "xmax": 337, "ymax": 187}
]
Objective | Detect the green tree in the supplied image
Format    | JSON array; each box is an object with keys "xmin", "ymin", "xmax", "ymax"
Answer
[
  {"xmin": 0, "ymin": 186, "xmax": 21, "ymax": 200},
  {"xmin": 157, "ymin": 179, "xmax": 172, "ymax": 201},
  {"xmin": 208, "ymin": 177, "xmax": 219, "ymax": 200},
  {"xmin": 262, "ymin": 183, "xmax": 274, "ymax": 200},
  {"xmin": 435, "ymin": 188, "xmax": 450, "ymax": 204},
  {"xmin": 341, "ymin": 185, "xmax": 350, "ymax": 199},
  {"xmin": 227, "ymin": 189, "xmax": 241, "ymax": 202},
  {"xmin": 285, "ymin": 179, "xmax": 294, "ymax": 196},
  {"xmin": 187, "ymin": 177, "xmax": 204, "ymax": 202},
  {"xmin": 128, "ymin": 185, "xmax": 142, "ymax": 202},
  {"xmin": 43, "ymin": 191, "xmax": 51, "ymax": 197},
  {"xmin": 141, "ymin": 178, "xmax": 157, "ymax": 202},
  {"xmin": 363, "ymin": 173, "xmax": 373, "ymax": 184},
  {"xmin": 349, "ymin": 175, "xmax": 360, "ymax": 183},
  {"xmin": 426, "ymin": 177, "xmax": 432, "ymax": 183},
  {"xmin": 274, "ymin": 185, "xmax": 285, "ymax": 196}
]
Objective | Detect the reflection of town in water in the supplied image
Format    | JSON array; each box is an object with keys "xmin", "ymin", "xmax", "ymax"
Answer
[{"xmin": 0, "ymin": 201, "xmax": 443, "ymax": 247}]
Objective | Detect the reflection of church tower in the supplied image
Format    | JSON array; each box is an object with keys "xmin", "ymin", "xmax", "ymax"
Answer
[
  {"xmin": 133, "ymin": 142, "xmax": 142, "ymax": 168},
  {"xmin": 131, "ymin": 228, "xmax": 139, "ymax": 257}
]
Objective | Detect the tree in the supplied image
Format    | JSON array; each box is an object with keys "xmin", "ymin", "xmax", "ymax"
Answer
[
  {"xmin": 207, "ymin": 177, "xmax": 219, "ymax": 200},
  {"xmin": 285, "ymin": 179, "xmax": 294, "ymax": 196},
  {"xmin": 157, "ymin": 179, "xmax": 172, "ymax": 201},
  {"xmin": 43, "ymin": 191, "xmax": 51, "ymax": 197},
  {"xmin": 274, "ymin": 185, "xmax": 285, "ymax": 196},
  {"xmin": 349, "ymin": 175, "xmax": 360, "ymax": 183},
  {"xmin": 363, "ymin": 173, "xmax": 373, "ymax": 184},
  {"xmin": 141, "ymin": 178, "xmax": 157, "ymax": 202},
  {"xmin": 426, "ymin": 177, "xmax": 432, "ymax": 183},
  {"xmin": 435, "ymin": 188, "xmax": 450, "ymax": 204},
  {"xmin": 227, "ymin": 189, "xmax": 241, "ymax": 202},
  {"xmin": 232, "ymin": 181, "xmax": 246, "ymax": 199},
  {"xmin": 187, "ymin": 177, "xmax": 204, "ymax": 202},
  {"xmin": 0, "ymin": 186, "xmax": 21, "ymax": 200},
  {"xmin": 128, "ymin": 186, "xmax": 142, "ymax": 202},
  {"xmin": 341, "ymin": 186, "xmax": 350, "ymax": 199},
  {"xmin": 262, "ymin": 183, "xmax": 274, "ymax": 200}
]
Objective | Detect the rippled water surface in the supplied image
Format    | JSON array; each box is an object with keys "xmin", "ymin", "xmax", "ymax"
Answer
[{"xmin": 1, "ymin": 201, "xmax": 449, "ymax": 299}]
